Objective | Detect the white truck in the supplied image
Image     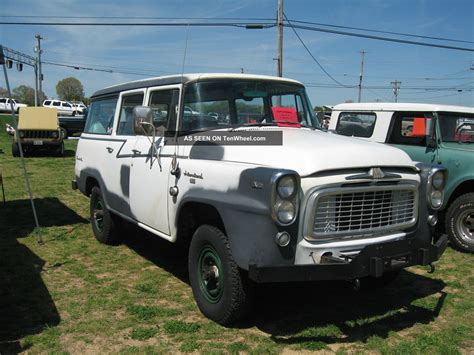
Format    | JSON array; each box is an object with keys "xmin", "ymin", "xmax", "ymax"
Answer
[
  {"xmin": 73, "ymin": 74, "xmax": 447, "ymax": 324},
  {"xmin": 0, "ymin": 98, "xmax": 28, "ymax": 113}
]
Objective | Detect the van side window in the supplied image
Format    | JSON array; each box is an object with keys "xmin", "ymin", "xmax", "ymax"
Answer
[
  {"xmin": 336, "ymin": 112, "xmax": 376, "ymax": 137},
  {"xmin": 149, "ymin": 89, "xmax": 179, "ymax": 135},
  {"xmin": 388, "ymin": 112, "xmax": 430, "ymax": 146},
  {"xmin": 83, "ymin": 96, "xmax": 118, "ymax": 135},
  {"xmin": 117, "ymin": 93, "xmax": 144, "ymax": 136},
  {"xmin": 53, "ymin": 101, "xmax": 61, "ymax": 107}
]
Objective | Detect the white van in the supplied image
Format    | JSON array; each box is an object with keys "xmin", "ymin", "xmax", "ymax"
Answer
[{"xmin": 43, "ymin": 99, "xmax": 77, "ymax": 116}]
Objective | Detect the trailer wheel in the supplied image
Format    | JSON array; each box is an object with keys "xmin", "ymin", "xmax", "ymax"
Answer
[{"xmin": 188, "ymin": 225, "xmax": 253, "ymax": 325}]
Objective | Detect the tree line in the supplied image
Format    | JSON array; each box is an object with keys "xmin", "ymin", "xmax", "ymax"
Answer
[{"xmin": 0, "ymin": 77, "xmax": 87, "ymax": 106}]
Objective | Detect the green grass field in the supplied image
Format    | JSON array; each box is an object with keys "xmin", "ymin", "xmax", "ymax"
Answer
[{"xmin": 0, "ymin": 113, "xmax": 473, "ymax": 354}]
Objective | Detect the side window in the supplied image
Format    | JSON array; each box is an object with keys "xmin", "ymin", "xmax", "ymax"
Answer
[
  {"xmin": 387, "ymin": 112, "xmax": 429, "ymax": 146},
  {"xmin": 148, "ymin": 89, "xmax": 179, "ymax": 135},
  {"xmin": 52, "ymin": 101, "xmax": 61, "ymax": 107},
  {"xmin": 336, "ymin": 112, "xmax": 376, "ymax": 138},
  {"xmin": 271, "ymin": 93, "xmax": 310, "ymax": 126},
  {"xmin": 83, "ymin": 96, "xmax": 118, "ymax": 135},
  {"xmin": 117, "ymin": 93, "xmax": 144, "ymax": 136},
  {"xmin": 44, "ymin": 100, "xmax": 51, "ymax": 105}
]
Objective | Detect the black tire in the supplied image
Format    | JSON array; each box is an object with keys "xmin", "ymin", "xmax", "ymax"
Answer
[
  {"xmin": 56, "ymin": 142, "xmax": 65, "ymax": 157},
  {"xmin": 188, "ymin": 225, "xmax": 253, "ymax": 325},
  {"xmin": 445, "ymin": 193, "xmax": 474, "ymax": 253},
  {"xmin": 60, "ymin": 127, "xmax": 68, "ymax": 139},
  {"xmin": 90, "ymin": 186, "xmax": 120, "ymax": 245},
  {"xmin": 72, "ymin": 111, "xmax": 76, "ymax": 117},
  {"xmin": 360, "ymin": 270, "xmax": 400, "ymax": 289},
  {"xmin": 12, "ymin": 142, "xmax": 20, "ymax": 157}
]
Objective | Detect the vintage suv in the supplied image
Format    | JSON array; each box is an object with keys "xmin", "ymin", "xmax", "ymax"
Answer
[
  {"xmin": 329, "ymin": 103, "xmax": 474, "ymax": 252},
  {"xmin": 73, "ymin": 74, "xmax": 447, "ymax": 324}
]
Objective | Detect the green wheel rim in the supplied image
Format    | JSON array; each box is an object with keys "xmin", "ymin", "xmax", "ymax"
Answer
[
  {"xmin": 93, "ymin": 199, "xmax": 104, "ymax": 232},
  {"xmin": 197, "ymin": 245, "xmax": 224, "ymax": 303}
]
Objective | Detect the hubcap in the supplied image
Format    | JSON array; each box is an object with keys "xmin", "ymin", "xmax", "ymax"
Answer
[
  {"xmin": 93, "ymin": 200, "xmax": 104, "ymax": 232},
  {"xmin": 456, "ymin": 209, "xmax": 474, "ymax": 245},
  {"xmin": 197, "ymin": 246, "xmax": 224, "ymax": 303}
]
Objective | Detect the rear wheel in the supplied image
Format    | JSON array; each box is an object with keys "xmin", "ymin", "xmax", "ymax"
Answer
[
  {"xmin": 188, "ymin": 225, "xmax": 253, "ymax": 325},
  {"xmin": 446, "ymin": 193, "xmax": 474, "ymax": 253},
  {"xmin": 90, "ymin": 186, "xmax": 120, "ymax": 245}
]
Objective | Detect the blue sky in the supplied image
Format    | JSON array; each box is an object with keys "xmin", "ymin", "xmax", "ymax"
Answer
[{"xmin": 1, "ymin": 0, "xmax": 473, "ymax": 107}]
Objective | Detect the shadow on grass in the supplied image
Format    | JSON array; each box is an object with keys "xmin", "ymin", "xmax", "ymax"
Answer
[
  {"xmin": 121, "ymin": 224, "xmax": 189, "ymax": 284},
  {"xmin": 120, "ymin": 224, "xmax": 447, "ymax": 344},
  {"xmin": 15, "ymin": 149, "xmax": 76, "ymax": 158},
  {"xmin": 254, "ymin": 271, "xmax": 446, "ymax": 345},
  {"xmin": 0, "ymin": 198, "xmax": 87, "ymax": 352}
]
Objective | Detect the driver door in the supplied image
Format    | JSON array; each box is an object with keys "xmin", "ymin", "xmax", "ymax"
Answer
[
  {"xmin": 387, "ymin": 112, "xmax": 437, "ymax": 164},
  {"xmin": 129, "ymin": 85, "xmax": 181, "ymax": 235}
]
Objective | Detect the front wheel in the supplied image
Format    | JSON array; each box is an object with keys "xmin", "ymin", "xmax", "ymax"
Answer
[
  {"xmin": 12, "ymin": 142, "xmax": 20, "ymax": 157},
  {"xmin": 446, "ymin": 193, "xmax": 474, "ymax": 253},
  {"xmin": 90, "ymin": 186, "xmax": 120, "ymax": 245},
  {"xmin": 188, "ymin": 225, "xmax": 253, "ymax": 325}
]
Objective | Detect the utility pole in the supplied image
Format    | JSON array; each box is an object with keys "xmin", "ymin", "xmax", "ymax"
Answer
[
  {"xmin": 358, "ymin": 50, "xmax": 366, "ymax": 103},
  {"xmin": 277, "ymin": 0, "xmax": 283, "ymax": 77},
  {"xmin": 34, "ymin": 34, "xmax": 43, "ymax": 100},
  {"xmin": 391, "ymin": 80, "xmax": 402, "ymax": 102}
]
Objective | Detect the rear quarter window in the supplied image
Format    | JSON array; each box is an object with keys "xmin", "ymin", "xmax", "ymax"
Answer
[{"xmin": 336, "ymin": 112, "xmax": 376, "ymax": 138}]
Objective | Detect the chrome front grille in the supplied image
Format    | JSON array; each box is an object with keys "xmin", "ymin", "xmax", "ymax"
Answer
[{"xmin": 306, "ymin": 185, "xmax": 418, "ymax": 239}]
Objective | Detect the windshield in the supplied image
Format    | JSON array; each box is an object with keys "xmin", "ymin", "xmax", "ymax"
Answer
[
  {"xmin": 181, "ymin": 79, "xmax": 319, "ymax": 132},
  {"xmin": 438, "ymin": 112, "xmax": 474, "ymax": 143}
]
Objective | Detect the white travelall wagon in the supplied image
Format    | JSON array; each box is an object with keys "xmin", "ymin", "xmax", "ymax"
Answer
[{"xmin": 73, "ymin": 74, "xmax": 447, "ymax": 324}]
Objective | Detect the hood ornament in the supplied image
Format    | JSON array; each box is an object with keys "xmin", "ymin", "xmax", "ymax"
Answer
[{"xmin": 346, "ymin": 167, "xmax": 401, "ymax": 181}]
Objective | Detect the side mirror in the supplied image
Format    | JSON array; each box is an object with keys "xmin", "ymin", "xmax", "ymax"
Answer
[{"xmin": 133, "ymin": 106, "xmax": 154, "ymax": 136}]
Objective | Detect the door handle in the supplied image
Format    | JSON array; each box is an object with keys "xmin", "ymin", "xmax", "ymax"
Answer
[{"xmin": 106, "ymin": 147, "xmax": 114, "ymax": 153}]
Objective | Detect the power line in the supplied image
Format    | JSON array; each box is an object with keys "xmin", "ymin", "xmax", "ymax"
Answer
[
  {"xmin": 283, "ymin": 12, "xmax": 351, "ymax": 88},
  {"xmin": 0, "ymin": 15, "xmax": 276, "ymax": 21},
  {"xmin": 285, "ymin": 22, "xmax": 474, "ymax": 52},
  {"xmin": 289, "ymin": 19, "xmax": 474, "ymax": 45},
  {"xmin": 0, "ymin": 20, "xmax": 276, "ymax": 28}
]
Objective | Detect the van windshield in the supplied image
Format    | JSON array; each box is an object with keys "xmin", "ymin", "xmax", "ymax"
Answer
[{"xmin": 181, "ymin": 79, "xmax": 319, "ymax": 132}]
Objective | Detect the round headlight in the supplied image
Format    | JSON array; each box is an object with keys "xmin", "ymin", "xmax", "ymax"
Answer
[
  {"xmin": 430, "ymin": 190, "xmax": 443, "ymax": 209},
  {"xmin": 432, "ymin": 171, "xmax": 445, "ymax": 190},
  {"xmin": 51, "ymin": 131, "xmax": 58, "ymax": 138},
  {"xmin": 277, "ymin": 176, "xmax": 296, "ymax": 199},
  {"xmin": 19, "ymin": 131, "xmax": 25, "ymax": 138},
  {"xmin": 276, "ymin": 200, "xmax": 296, "ymax": 224}
]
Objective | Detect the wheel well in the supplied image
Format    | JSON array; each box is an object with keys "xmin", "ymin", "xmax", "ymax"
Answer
[
  {"xmin": 176, "ymin": 202, "xmax": 226, "ymax": 243},
  {"xmin": 85, "ymin": 176, "xmax": 99, "ymax": 196},
  {"xmin": 447, "ymin": 180, "xmax": 474, "ymax": 207}
]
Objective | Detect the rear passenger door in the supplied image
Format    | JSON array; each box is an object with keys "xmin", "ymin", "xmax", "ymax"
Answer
[{"xmin": 387, "ymin": 112, "xmax": 437, "ymax": 164}]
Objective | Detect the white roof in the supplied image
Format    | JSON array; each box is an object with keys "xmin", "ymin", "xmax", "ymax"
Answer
[{"xmin": 332, "ymin": 102, "xmax": 474, "ymax": 114}]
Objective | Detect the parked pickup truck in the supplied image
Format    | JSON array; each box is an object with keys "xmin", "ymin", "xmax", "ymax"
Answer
[
  {"xmin": 0, "ymin": 98, "xmax": 28, "ymax": 113},
  {"xmin": 73, "ymin": 74, "xmax": 447, "ymax": 324},
  {"xmin": 330, "ymin": 103, "xmax": 474, "ymax": 252},
  {"xmin": 58, "ymin": 115, "xmax": 86, "ymax": 138}
]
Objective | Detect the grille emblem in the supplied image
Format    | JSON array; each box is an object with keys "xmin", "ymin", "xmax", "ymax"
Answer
[{"xmin": 369, "ymin": 167, "xmax": 385, "ymax": 179}]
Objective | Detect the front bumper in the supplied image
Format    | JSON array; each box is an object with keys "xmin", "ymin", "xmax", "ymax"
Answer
[{"xmin": 248, "ymin": 234, "xmax": 447, "ymax": 283}]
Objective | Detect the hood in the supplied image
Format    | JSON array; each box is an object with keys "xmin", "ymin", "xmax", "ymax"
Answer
[{"xmin": 186, "ymin": 127, "xmax": 416, "ymax": 176}]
